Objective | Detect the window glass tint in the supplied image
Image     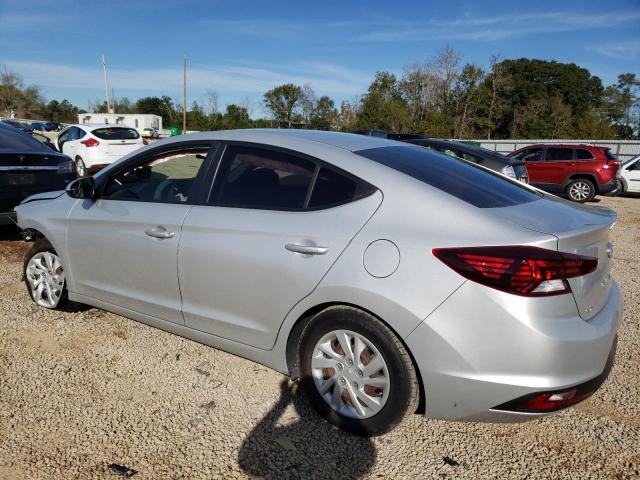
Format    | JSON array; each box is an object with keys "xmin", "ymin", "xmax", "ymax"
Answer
[
  {"xmin": 576, "ymin": 149, "xmax": 594, "ymax": 160},
  {"xmin": 308, "ymin": 167, "xmax": 375, "ymax": 208},
  {"xmin": 605, "ymin": 149, "xmax": 618, "ymax": 161},
  {"xmin": 356, "ymin": 146, "xmax": 540, "ymax": 208},
  {"xmin": 92, "ymin": 127, "xmax": 140, "ymax": 140},
  {"xmin": 0, "ymin": 128, "xmax": 48, "ymax": 152},
  {"xmin": 513, "ymin": 147, "xmax": 543, "ymax": 162},
  {"xmin": 213, "ymin": 146, "xmax": 315, "ymax": 210},
  {"xmin": 102, "ymin": 149, "xmax": 207, "ymax": 203},
  {"xmin": 545, "ymin": 148, "xmax": 573, "ymax": 161}
]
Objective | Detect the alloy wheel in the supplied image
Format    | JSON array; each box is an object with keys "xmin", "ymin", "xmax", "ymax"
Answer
[
  {"xmin": 569, "ymin": 181, "xmax": 591, "ymax": 201},
  {"xmin": 76, "ymin": 158, "xmax": 87, "ymax": 177},
  {"xmin": 26, "ymin": 251, "xmax": 65, "ymax": 308},
  {"xmin": 311, "ymin": 329, "xmax": 390, "ymax": 419}
]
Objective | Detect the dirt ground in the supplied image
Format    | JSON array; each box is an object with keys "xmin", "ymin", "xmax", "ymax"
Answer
[{"xmin": 0, "ymin": 196, "xmax": 639, "ymax": 479}]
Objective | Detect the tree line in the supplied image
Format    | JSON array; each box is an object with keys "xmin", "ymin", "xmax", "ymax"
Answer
[{"xmin": 1, "ymin": 49, "xmax": 638, "ymax": 139}]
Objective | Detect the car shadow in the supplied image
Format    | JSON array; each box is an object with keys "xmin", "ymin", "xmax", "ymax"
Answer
[
  {"xmin": 0, "ymin": 223, "xmax": 21, "ymax": 241},
  {"xmin": 238, "ymin": 379, "xmax": 377, "ymax": 479}
]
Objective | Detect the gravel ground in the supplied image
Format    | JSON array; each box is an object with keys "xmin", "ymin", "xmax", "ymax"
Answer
[{"xmin": 1, "ymin": 196, "xmax": 639, "ymax": 479}]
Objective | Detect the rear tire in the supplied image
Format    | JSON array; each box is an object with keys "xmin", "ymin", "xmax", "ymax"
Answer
[
  {"xmin": 298, "ymin": 306, "xmax": 420, "ymax": 436},
  {"xmin": 75, "ymin": 157, "xmax": 87, "ymax": 177},
  {"xmin": 566, "ymin": 178, "xmax": 595, "ymax": 202}
]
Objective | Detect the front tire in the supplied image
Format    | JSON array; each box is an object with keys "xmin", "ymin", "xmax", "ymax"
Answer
[
  {"xmin": 566, "ymin": 178, "xmax": 595, "ymax": 202},
  {"xmin": 24, "ymin": 239, "xmax": 68, "ymax": 309},
  {"xmin": 298, "ymin": 306, "xmax": 420, "ymax": 436}
]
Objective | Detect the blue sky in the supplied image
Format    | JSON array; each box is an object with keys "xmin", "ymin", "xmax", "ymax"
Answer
[{"xmin": 1, "ymin": 0, "xmax": 639, "ymax": 116}]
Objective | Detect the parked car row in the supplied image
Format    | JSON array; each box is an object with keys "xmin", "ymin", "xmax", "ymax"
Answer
[{"xmin": 16, "ymin": 129, "xmax": 621, "ymax": 436}]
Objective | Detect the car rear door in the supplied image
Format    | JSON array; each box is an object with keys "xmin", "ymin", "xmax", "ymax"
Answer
[
  {"xmin": 543, "ymin": 147, "xmax": 575, "ymax": 185},
  {"xmin": 66, "ymin": 142, "xmax": 215, "ymax": 323},
  {"xmin": 178, "ymin": 143, "xmax": 382, "ymax": 350}
]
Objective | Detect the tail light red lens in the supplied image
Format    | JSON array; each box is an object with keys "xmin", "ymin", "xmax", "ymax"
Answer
[
  {"xmin": 432, "ymin": 246, "xmax": 597, "ymax": 297},
  {"xmin": 80, "ymin": 137, "xmax": 99, "ymax": 147},
  {"xmin": 143, "ymin": 139, "xmax": 149, "ymax": 145}
]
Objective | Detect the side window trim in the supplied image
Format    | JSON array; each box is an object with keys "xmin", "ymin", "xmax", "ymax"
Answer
[{"xmin": 95, "ymin": 141, "xmax": 219, "ymax": 205}]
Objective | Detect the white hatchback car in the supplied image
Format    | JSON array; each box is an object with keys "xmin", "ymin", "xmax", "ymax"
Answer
[
  {"xmin": 56, "ymin": 124, "xmax": 146, "ymax": 176},
  {"xmin": 620, "ymin": 155, "xmax": 640, "ymax": 194}
]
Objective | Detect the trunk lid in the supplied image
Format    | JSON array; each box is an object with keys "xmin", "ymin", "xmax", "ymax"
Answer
[{"xmin": 491, "ymin": 194, "xmax": 616, "ymax": 320}]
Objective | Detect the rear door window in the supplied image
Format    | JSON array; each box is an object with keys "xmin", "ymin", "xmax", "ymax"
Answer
[
  {"xmin": 92, "ymin": 128, "xmax": 140, "ymax": 140},
  {"xmin": 545, "ymin": 148, "xmax": 574, "ymax": 161},
  {"xmin": 356, "ymin": 146, "xmax": 540, "ymax": 208},
  {"xmin": 211, "ymin": 146, "xmax": 315, "ymax": 210}
]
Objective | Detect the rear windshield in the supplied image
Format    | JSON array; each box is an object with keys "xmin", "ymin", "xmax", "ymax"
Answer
[
  {"xmin": 604, "ymin": 149, "xmax": 619, "ymax": 161},
  {"xmin": 0, "ymin": 128, "xmax": 49, "ymax": 152},
  {"xmin": 356, "ymin": 146, "xmax": 541, "ymax": 208},
  {"xmin": 91, "ymin": 127, "xmax": 140, "ymax": 140}
]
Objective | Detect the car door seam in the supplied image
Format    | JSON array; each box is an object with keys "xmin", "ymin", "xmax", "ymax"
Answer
[
  {"xmin": 176, "ymin": 205, "xmax": 194, "ymax": 325},
  {"xmin": 267, "ymin": 190, "xmax": 386, "ymax": 351}
]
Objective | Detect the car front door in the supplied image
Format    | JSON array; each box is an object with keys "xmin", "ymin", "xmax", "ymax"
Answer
[
  {"xmin": 624, "ymin": 158, "xmax": 640, "ymax": 193},
  {"xmin": 66, "ymin": 143, "xmax": 215, "ymax": 323},
  {"xmin": 57, "ymin": 127, "xmax": 77, "ymax": 157},
  {"xmin": 178, "ymin": 144, "xmax": 383, "ymax": 350}
]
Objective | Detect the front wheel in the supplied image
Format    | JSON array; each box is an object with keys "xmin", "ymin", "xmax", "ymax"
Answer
[
  {"xmin": 566, "ymin": 178, "xmax": 595, "ymax": 202},
  {"xmin": 298, "ymin": 306, "xmax": 420, "ymax": 436},
  {"xmin": 24, "ymin": 239, "xmax": 68, "ymax": 309}
]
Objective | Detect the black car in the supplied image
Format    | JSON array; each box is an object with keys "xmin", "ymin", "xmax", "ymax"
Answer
[
  {"xmin": 353, "ymin": 130, "xmax": 528, "ymax": 183},
  {"xmin": 392, "ymin": 137, "xmax": 528, "ymax": 183},
  {"xmin": 0, "ymin": 123, "xmax": 76, "ymax": 225},
  {"xmin": 1, "ymin": 119, "xmax": 34, "ymax": 133}
]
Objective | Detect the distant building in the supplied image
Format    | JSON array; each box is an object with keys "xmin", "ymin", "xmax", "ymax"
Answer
[{"xmin": 77, "ymin": 113, "xmax": 162, "ymax": 131}]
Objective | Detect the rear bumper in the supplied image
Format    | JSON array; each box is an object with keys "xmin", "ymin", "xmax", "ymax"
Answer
[
  {"xmin": 406, "ymin": 280, "xmax": 622, "ymax": 422},
  {"xmin": 597, "ymin": 179, "xmax": 619, "ymax": 195}
]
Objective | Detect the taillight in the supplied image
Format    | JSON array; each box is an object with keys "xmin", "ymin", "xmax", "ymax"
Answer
[
  {"xmin": 81, "ymin": 137, "xmax": 99, "ymax": 147},
  {"xmin": 432, "ymin": 246, "xmax": 597, "ymax": 296},
  {"xmin": 143, "ymin": 139, "xmax": 149, "ymax": 145}
]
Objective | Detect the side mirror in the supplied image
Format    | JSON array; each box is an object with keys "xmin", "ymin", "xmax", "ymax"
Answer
[{"xmin": 66, "ymin": 176, "xmax": 95, "ymax": 199}]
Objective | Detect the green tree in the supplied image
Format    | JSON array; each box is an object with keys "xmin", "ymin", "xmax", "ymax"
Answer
[
  {"xmin": 264, "ymin": 84, "xmax": 303, "ymax": 128},
  {"xmin": 355, "ymin": 71, "xmax": 411, "ymax": 132}
]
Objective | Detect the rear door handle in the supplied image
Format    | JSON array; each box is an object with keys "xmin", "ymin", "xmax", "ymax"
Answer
[
  {"xmin": 285, "ymin": 243, "xmax": 328, "ymax": 255},
  {"xmin": 144, "ymin": 227, "xmax": 175, "ymax": 239}
]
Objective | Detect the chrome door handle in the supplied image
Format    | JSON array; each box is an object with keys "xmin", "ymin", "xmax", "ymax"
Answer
[
  {"xmin": 285, "ymin": 243, "xmax": 328, "ymax": 255},
  {"xmin": 144, "ymin": 227, "xmax": 175, "ymax": 239}
]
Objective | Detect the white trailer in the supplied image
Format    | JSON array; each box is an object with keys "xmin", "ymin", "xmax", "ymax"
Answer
[{"xmin": 78, "ymin": 113, "xmax": 162, "ymax": 132}]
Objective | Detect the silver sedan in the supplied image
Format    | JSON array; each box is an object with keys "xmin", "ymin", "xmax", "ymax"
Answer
[{"xmin": 16, "ymin": 130, "xmax": 622, "ymax": 436}]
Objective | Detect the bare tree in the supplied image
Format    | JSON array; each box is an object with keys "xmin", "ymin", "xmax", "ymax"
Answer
[
  {"xmin": 204, "ymin": 89, "xmax": 219, "ymax": 116},
  {"xmin": 486, "ymin": 54, "xmax": 512, "ymax": 139}
]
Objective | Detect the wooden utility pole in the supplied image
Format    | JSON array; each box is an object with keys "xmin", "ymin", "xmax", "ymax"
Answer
[{"xmin": 182, "ymin": 57, "xmax": 187, "ymax": 134}]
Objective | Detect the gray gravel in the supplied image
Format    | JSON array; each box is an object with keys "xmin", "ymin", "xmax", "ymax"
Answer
[{"xmin": 1, "ymin": 196, "xmax": 639, "ymax": 479}]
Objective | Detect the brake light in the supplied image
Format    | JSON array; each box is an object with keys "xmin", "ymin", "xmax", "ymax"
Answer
[
  {"xmin": 432, "ymin": 246, "xmax": 597, "ymax": 296},
  {"xmin": 80, "ymin": 137, "xmax": 99, "ymax": 147},
  {"xmin": 143, "ymin": 139, "xmax": 149, "ymax": 145}
]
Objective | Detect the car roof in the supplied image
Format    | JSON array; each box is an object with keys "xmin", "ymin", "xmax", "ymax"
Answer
[
  {"xmin": 159, "ymin": 129, "xmax": 399, "ymax": 152},
  {"xmin": 521, "ymin": 143, "xmax": 605, "ymax": 149},
  {"xmin": 71, "ymin": 123, "xmax": 137, "ymax": 130}
]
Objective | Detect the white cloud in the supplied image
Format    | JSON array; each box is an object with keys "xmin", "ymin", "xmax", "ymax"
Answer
[
  {"xmin": 2, "ymin": 60, "xmax": 372, "ymax": 97},
  {"xmin": 592, "ymin": 41, "xmax": 640, "ymax": 60},
  {"xmin": 350, "ymin": 11, "xmax": 640, "ymax": 43}
]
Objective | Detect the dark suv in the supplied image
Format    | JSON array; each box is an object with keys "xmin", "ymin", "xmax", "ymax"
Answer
[{"xmin": 508, "ymin": 144, "xmax": 621, "ymax": 202}]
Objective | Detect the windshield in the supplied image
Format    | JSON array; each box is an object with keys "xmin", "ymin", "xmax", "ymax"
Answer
[{"xmin": 356, "ymin": 145, "xmax": 541, "ymax": 208}]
